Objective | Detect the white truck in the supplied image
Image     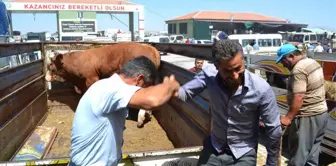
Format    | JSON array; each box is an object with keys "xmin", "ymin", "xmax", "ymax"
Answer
[{"xmin": 0, "ymin": 42, "xmax": 334, "ymax": 166}]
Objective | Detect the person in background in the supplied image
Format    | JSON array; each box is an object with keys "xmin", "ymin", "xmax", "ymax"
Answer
[
  {"xmin": 189, "ymin": 58, "xmax": 204, "ymax": 73},
  {"xmin": 69, "ymin": 56, "xmax": 180, "ymax": 166},
  {"xmin": 314, "ymin": 42, "xmax": 324, "ymax": 52},
  {"xmin": 190, "ymin": 38, "xmax": 196, "ymax": 44},
  {"xmin": 245, "ymin": 42, "xmax": 253, "ymax": 54},
  {"xmin": 177, "ymin": 40, "xmax": 282, "ymax": 166},
  {"xmin": 275, "ymin": 44, "xmax": 328, "ymax": 166},
  {"xmin": 186, "ymin": 38, "xmax": 190, "ymax": 44},
  {"xmin": 327, "ymin": 43, "xmax": 333, "ymax": 53},
  {"xmin": 252, "ymin": 40, "xmax": 260, "ymax": 51}
]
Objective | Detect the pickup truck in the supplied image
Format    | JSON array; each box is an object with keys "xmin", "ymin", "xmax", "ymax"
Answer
[{"xmin": 0, "ymin": 42, "xmax": 334, "ymax": 166}]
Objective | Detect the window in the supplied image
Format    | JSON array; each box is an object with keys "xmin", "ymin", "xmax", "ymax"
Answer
[
  {"xmin": 77, "ymin": 12, "xmax": 83, "ymax": 19},
  {"xmin": 168, "ymin": 24, "xmax": 177, "ymax": 34},
  {"xmin": 159, "ymin": 37, "xmax": 170, "ymax": 43},
  {"xmin": 258, "ymin": 39, "xmax": 272, "ymax": 47},
  {"xmin": 144, "ymin": 39, "xmax": 149, "ymax": 42},
  {"xmin": 13, "ymin": 31, "xmax": 21, "ymax": 36},
  {"xmin": 290, "ymin": 34, "xmax": 304, "ymax": 42},
  {"xmin": 197, "ymin": 41, "xmax": 202, "ymax": 44},
  {"xmin": 242, "ymin": 39, "xmax": 255, "ymax": 47},
  {"xmin": 61, "ymin": 36, "xmax": 83, "ymax": 41},
  {"xmin": 304, "ymin": 35, "xmax": 309, "ymax": 41},
  {"xmin": 168, "ymin": 24, "xmax": 172, "ymax": 34},
  {"xmin": 179, "ymin": 23, "xmax": 188, "ymax": 34},
  {"xmin": 273, "ymin": 39, "xmax": 282, "ymax": 47},
  {"xmin": 176, "ymin": 36, "xmax": 183, "ymax": 40},
  {"xmin": 310, "ymin": 35, "xmax": 317, "ymax": 41},
  {"xmin": 27, "ymin": 35, "xmax": 40, "ymax": 40}
]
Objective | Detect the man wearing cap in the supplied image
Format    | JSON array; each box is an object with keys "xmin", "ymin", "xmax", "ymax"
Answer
[{"xmin": 276, "ymin": 44, "xmax": 328, "ymax": 166}]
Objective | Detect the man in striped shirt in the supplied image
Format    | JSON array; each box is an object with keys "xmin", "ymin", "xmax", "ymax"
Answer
[{"xmin": 276, "ymin": 44, "xmax": 328, "ymax": 166}]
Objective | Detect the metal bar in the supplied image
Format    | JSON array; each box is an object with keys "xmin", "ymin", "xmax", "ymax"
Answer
[
  {"xmin": 0, "ymin": 75, "xmax": 44, "ymax": 104},
  {"xmin": 0, "ymin": 43, "xmax": 42, "ymax": 58},
  {"xmin": 0, "ymin": 91, "xmax": 47, "ymax": 160},
  {"xmin": 0, "ymin": 59, "xmax": 43, "ymax": 75},
  {"xmin": 150, "ymin": 43, "xmax": 213, "ymax": 61}
]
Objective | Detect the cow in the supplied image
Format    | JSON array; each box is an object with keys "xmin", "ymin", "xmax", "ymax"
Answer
[{"xmin": 45, "ymin": 42, "xmax": 161, "ymax": 128}]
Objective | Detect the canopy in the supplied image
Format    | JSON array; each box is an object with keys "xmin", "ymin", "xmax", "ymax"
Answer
[{"xmin": 302, "ymin": 27, "xmax": 327, "ymax": 34}]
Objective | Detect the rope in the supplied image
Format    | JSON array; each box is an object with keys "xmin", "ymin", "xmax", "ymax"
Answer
[{"xmin": 278, "ymin": 126, "xmax": 288, "ymax": 166}]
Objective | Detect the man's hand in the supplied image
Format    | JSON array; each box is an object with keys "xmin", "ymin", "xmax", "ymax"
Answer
[
  {"xmin": 163, "ymin": 75, "xmax": 180, "ymax": 97},
  {"xmin": 280, "ymin": 115, "xmax": 292, "ymax": 127}
]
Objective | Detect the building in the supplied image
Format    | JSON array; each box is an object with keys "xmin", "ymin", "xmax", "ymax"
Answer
[
  {"xmin": 165, "ymin": 10, "xmax": 308, "ymax": 40},
  {"xmin": 4, "ymin": 0, "xmax": 145, "ymax": 41}
]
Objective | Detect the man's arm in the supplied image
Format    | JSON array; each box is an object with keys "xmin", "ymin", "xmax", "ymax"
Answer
[
  {"xmin": 284, "ymin": 70, "xmax": 306, "ymax": 121},
  {"xmin": 259, "ymin": 87, "xmax": 283, "ymax": 166},
  {"xmin": 93, "ymin": 75, "xmax": 179, "ymax": 116},
  {"xmin": 177, "ymin": 70, "xmax": 207, "ymax": 102},
  {"xmin": 128, "ymin": 75, "xmax": 179, "ymax": 110}
]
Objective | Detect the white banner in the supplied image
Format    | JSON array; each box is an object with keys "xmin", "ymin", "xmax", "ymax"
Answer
[{"xmin": 5, "ymin": 2, "xmax": 141, "ymax": 12}]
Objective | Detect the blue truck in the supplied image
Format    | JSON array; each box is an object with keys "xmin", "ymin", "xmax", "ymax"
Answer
[{"xmin": 0, "ymin": 0, "xmax": 10, "ymax": 43}]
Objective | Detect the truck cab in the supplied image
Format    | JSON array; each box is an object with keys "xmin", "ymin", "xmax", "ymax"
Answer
[
  {"xmin": 288, "ymin": 32, "xmax": 318, "ymax": 46},
  {"xmin": 169, "ymin": 35, "xmax": 184, "ymax": 43}
]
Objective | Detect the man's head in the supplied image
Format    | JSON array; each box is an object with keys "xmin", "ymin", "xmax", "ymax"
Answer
[
  {"xmin": 194, "ymin": 58, "xmax": 204, "ymax": 71},
  {"xmin": 275, "ymin": 43, "xmax": 303, "ymax": 70},
  {"xmin": 119, "ymin": 55, "xmax": 158, "ymax": 88},
  {"xmin": 213, "ymin": 40, "xmax": 245, "ymax": 88}
]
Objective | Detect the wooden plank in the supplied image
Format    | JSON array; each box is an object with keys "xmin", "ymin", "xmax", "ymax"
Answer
[
  {"xmin": 0, "ymin": 43, "xmax": 41, "ymax": 58},
  {"xmin": 322, "ymin": 139, "xmax": 336, "ymax": 149},
  {"xmin": 11, "ymin": 126, "xmax": 58, "ymax": 161},
  {"xmin": 0, "ymin": 92, "xmax": 47, "ymax": 161},
  {"xmin": 155, "ymin": 104, "xmax": 205, "ymax": 148},
  {"xmin": 159, "ymin": 61, "xmax": 210, "ymax": 134},
  {"xmin": 0, "ymin": 60, "xmax": 44, "ymax": 99},
  {"xmin": 0, "ymin": 77, "xmax": 45, "ymax": 128}
]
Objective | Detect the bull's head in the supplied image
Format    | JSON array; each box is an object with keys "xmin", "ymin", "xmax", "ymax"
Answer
[{"xmin": 45, "ymin": 52, "xmax": 66, "ymax": 82}]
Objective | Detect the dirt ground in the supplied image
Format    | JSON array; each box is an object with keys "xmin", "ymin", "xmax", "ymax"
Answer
[{"xmin": 41, "ymin": 101, "xmax": 174, "ymax": 159}]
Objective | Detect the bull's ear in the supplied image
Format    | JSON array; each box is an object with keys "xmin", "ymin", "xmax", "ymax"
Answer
[
  {"xmin": 52, "ymin": 53, "xmax": 63, "ymax": 61},
  {"xmin": 53, "ymin": 53, "xmax": 64, "ymax": 67}
]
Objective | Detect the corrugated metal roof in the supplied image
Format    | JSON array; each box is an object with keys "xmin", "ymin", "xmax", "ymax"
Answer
[
  {"xmin": 166, "ymin": 10, "xmax": 286, "ymax": 23},
  {"xmin": 8, "ymin": 0, "xmax": 135, "ymax": 5}
]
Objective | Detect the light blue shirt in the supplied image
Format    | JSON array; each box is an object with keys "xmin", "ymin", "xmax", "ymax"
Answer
[
  {"xmin": 178, "ymin": 64, "xmax": 282, "ymax": 166},
  {"xmin": 253, "ymin": 43, "xmax": 260, "ymax": 50},
  {"xmin": 70, "ymin": 74, "xmax": 140, "ymax": 166}
]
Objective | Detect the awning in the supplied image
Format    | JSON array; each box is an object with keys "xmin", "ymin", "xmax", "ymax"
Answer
[
  {"xmin": 244, "ymin": 22, "xmax": 254, "ymax": 29},
  {"xmin": 301, "ymin": 28, "xmax": 326, "ymax": 34},
  {"xmin": 257, "ymin": 22, "xmax": 283, "ymax": 28}
]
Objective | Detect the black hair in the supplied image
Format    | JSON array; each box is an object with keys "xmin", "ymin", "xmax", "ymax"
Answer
[
  {"xmin": 292, "ymin": 50, "xmax": 302, "ymax": 56},
  {"xmin": 212, "ymin": 39, "xmax": 243, "ymax": 63},
  {"xmin": 119, "ymin": 56, "xmax": 158, "ymax": 83}
]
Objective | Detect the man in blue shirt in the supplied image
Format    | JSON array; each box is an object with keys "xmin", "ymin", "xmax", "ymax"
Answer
[
  {"xmin": 177, "ymin": 40, "xmax": 283, "ymax": 166},
  {"xmin": 69, "ymin": 56, "xmax": 180, "ymax": 166}
]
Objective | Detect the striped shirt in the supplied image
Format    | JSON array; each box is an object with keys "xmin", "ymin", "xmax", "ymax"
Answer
[{"xmin": 287, "ymin": 57, "xmax": 328, "ymax": 116}]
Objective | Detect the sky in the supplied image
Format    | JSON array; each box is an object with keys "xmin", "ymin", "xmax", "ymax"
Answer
[{"xmin": 9, "ymin": 0, "xmax": 336, "ymax": 33}]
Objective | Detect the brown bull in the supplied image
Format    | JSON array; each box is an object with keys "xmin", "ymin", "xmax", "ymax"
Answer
[
  {"xmin": 45, "ymin": 42, "xmax": 161, "ymax": 128},
  {"xmin": 46, "ymin": 42, "xmax": 161, "ymax": 94}
]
